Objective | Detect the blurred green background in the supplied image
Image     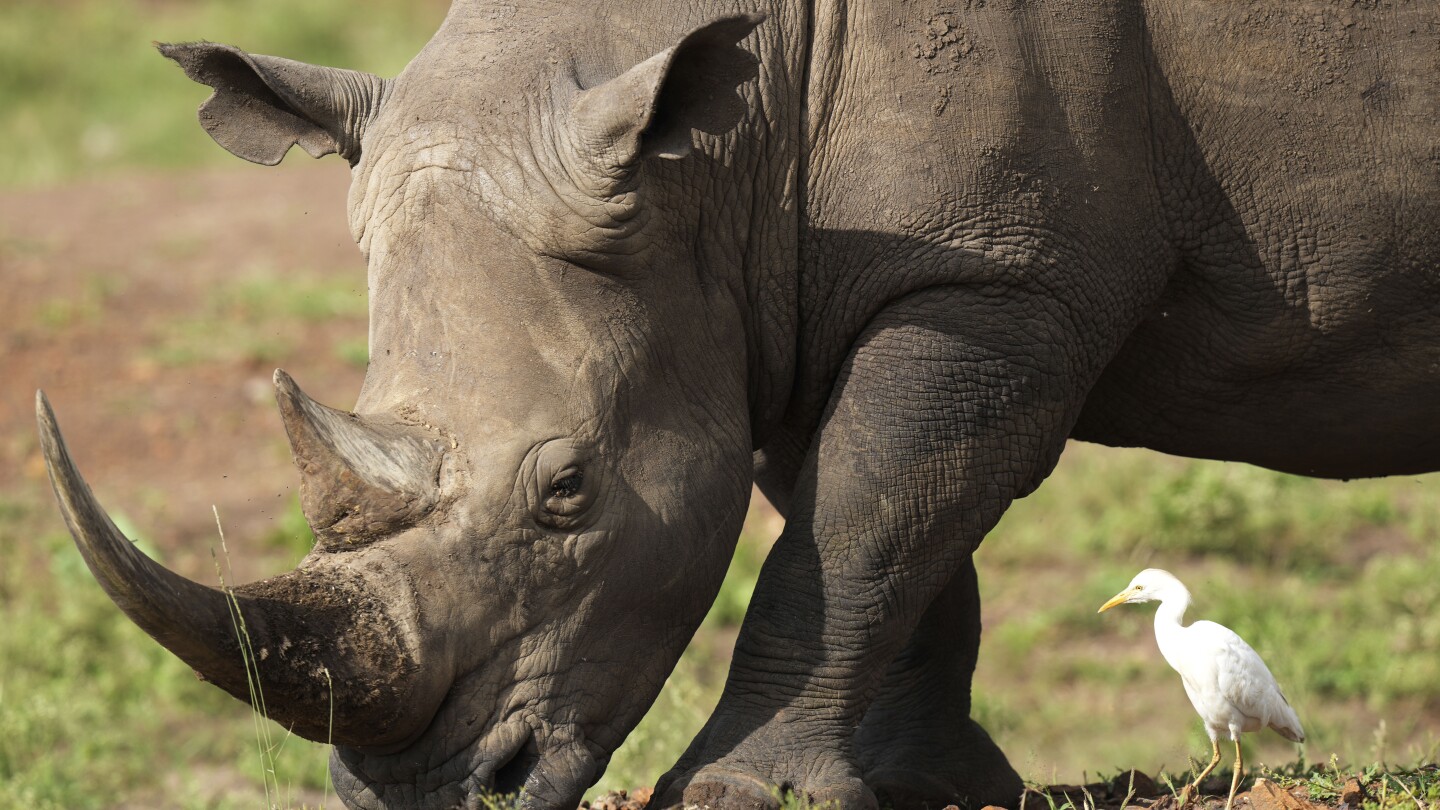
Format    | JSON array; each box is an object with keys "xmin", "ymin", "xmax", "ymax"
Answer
[
  {"xmin": 1, "ymin": 1, "xmax": 1437, "ymax": 808},
  {"xmin": 0, "ymin": 0, "xmax": 448, "ymax": 187}
]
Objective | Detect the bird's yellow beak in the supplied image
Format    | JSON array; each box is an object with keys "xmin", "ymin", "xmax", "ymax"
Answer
[{"xmin": 1097, "ymin": 589, "xmax": 1133, "ymax": 613}]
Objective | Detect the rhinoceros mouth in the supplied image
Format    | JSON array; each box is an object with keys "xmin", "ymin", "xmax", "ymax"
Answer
[
  {"xmin": 329, "ymin": 698, "xmax": 602, "ymax": 810},
  {"xmin": 329, "ymin": 719, "xmax": 529, "ymax": 809}
]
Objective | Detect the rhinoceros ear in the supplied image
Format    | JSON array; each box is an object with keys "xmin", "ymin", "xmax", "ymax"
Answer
[
  {"xmin": 571, "ymin": 13, "xmax": 764, "ymax": 174},
  {"xmin": 157, "ymin": 42, "xmax": 388, "ymax": 166}
]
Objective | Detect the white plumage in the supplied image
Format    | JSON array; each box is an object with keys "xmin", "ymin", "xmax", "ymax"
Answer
[{"xmin": 1099, "ymin": 569, "xmax": 1304, "ymax": 810}]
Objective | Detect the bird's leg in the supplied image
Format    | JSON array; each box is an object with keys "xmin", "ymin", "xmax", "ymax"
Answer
[
  {"xmin": 1182, "ymin": 738, "xmax": 1222, "ymax": 807},
  {"xmin": 1225, "ymin": 738, "xmax": 1244, "ymax": 810}
]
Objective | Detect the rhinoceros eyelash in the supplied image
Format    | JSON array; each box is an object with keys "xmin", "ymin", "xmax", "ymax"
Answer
[{"xmin": 549, "ymin": 470, "xmax": 584, "ymax": 499}]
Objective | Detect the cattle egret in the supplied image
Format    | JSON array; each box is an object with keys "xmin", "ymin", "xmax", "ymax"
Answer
[{"xmin": 1098, "ymin": 569, "xmax": 1304, "ymax": 810}]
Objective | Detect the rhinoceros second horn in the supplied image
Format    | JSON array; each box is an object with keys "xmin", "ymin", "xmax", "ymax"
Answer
[{"xmin": 273, "ymin": 369, "xmax": 443, "ymax": 547}]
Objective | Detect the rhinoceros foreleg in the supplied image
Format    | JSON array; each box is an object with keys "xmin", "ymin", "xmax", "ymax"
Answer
[
  {"xmin": 856, "ymin": 557, "xmax": 1024, "ymax": 809},
  {"xmin": 655, "ymin": 290, "xmax": 1086, "ymax": 810}
]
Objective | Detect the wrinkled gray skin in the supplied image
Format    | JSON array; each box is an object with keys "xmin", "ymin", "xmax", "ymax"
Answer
[{"xmin": 38, "ymin": 1, "xmax": 1439, "ymax": 809}]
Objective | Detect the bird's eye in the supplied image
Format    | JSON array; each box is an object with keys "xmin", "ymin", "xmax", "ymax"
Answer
[{"xmin": 1135, "ymin": 585, "xmax": 1145, "ymax": 591}]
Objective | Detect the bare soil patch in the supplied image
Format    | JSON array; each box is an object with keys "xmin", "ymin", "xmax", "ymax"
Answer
[
  {"xmin": 581, "ymin": 773, "xmax": 1382, "ymax": 810},
  {"xmin": 1, "ymin": 162, "xmax": 365, "ymax": 580}
]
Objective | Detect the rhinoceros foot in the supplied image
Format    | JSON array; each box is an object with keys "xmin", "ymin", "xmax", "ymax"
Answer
[
  {"xmin": 852, "ymin": 714, "xmax": 1025, "ymax": 801},
  {"xmin": 655, "ymin": 757, "xmax": 875, "ymax": 810},
  {"xmin": 858, "ymin": 720, "xmax": 1023, "ymax": 809}
]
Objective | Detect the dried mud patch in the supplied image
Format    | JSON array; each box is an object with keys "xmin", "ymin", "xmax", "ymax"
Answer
[
  {"xmin": 586, "ymin": 771, "xmax": 1398, "ymax": 810},
  {"xmin": 1, "ymin": 163, "xmax": 366, "ymax": 580},
  {"xmin": 1019, "ymin": 768, "xmax": 1427, "ymax": 810}
]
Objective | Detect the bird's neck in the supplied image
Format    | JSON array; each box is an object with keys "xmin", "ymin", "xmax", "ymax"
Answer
[
  {"xmin": 1153, "ymin": 587, "xmax": 1191, "ymax": 631},
  {"xmin": 1152, "ymin": 588, "xmax": 1194, "ymax": 678}
]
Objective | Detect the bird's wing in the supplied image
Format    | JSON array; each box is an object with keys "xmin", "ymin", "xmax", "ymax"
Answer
[{"xmin": 1198, "ymin": 621, "xmax": 1305, "ymax": 742}]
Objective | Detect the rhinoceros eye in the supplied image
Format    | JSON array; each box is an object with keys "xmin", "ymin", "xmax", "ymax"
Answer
[
  {"xmin": 550, "ymin": 470, "xmax": 584, "ymax": 500},
  {"xmin": 528, "ymin": 440, "xmax": 600, "ymax": 530},
  {"xmin": 544, "ymin": 467, "xmax": 590, "ymax": 518}
]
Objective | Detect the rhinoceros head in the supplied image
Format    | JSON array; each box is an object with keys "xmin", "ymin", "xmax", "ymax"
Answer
[{"xmin": 39, "ymin": 8, "xmax": 774, "ymax": 808}]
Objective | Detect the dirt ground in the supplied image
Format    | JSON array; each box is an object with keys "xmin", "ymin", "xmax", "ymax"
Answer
[
  {"xmin": 0, "ymin": 166, "xmax": 1394, "ymax": 810},
  {"xmin": 1010, "ymin": 770, "xmax": 1390, "ymax": 810},
  {"xmin": 1, "ymin": 162, "xmax": 367, "ymax": 581},
  {"xmin": 582, "ymin": 771, "xmax": 1386, "ymax": 810}
]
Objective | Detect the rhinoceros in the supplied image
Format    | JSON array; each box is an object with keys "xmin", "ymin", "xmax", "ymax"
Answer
[{"xmin": 36, "ymin": 1, "xmax": 1439, "ymax": 808}]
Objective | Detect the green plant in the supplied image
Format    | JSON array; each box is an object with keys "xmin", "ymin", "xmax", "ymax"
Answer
[
  {"xmin": 148, "ymin": 272, "xmax": 367, "ymax": 366},
  {"xmin": 264, "ymin": 495, "xmax": 318, "ymax": 563},
  {"xmin": 213, "ymin": 506, "xmax": 333, "ymax": 808},
  {"xmin": 1265, "ymin": 756, "xmax": 1440, "ymax": 809},
  {"xmin": 337, "ymin": 338, "xmax": 370, "ymax": 369},
  {"xmin": 591, "ymin": 649, "xmax": 722, "ymax": 796},
  {"xmin": 0, "ymin": 497, "xmax": 332, "ymax": 809},
  {"xmin": 701, "ymin": 527, "xmax": 769, "ymax": 629}
]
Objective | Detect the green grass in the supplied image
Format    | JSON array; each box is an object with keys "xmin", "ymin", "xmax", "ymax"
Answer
[
  {"xmin": 29, "ymin": 275, "xmax": 125, "ymax": 333},
  {"xmin": 0, "ymin": 0, "xmax": 448, "ymax": 187},
  {"xmin": 336, "ymin": 338, "xmax": 371, "ymax": 370},
  {"xmin": 263, "ymin": 495, "xmax": 320, "ymax": 562},
  {"xmin": 6, "ymin": 436, "xmax": 1440, "ymax": 807},
  {"xmin": 148, "ymin": 271, "xmax": 367, "ymax": 366},
  {"xmin": 5, "ymin": 441, "xmax": 1438, "ymax": 807},
  {"xmin": 976, "ymin": 443, "xmax": 1440, "ymax": 784},
  {"xmin": 1020, "ymin": 760, "xmax": 1440, "ymax": 810},
  {"xmin": 0, "ymin": 495, "xmax": 331, "ymax": 809},
  {"xmin": 1266, "ymin": 757, "xmax": 1440, "ymax": 808}
]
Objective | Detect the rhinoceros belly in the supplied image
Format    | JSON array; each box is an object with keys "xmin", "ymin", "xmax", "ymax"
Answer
[{"xmin": 1072, "ymin": 0, "xmax": 1440, "ymax": 478}]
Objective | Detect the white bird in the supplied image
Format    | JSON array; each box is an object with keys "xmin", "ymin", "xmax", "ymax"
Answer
[{"xmin": 1098, "ymin": 569, "xmax": 1305, "ymax": 810}]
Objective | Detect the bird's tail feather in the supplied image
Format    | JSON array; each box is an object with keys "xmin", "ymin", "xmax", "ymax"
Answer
[{"xmin": 1272, "ymin": 698, "xmax": 1305, "ymax": 743}]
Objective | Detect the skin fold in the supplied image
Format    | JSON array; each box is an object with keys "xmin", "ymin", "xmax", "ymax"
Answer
[{"xmin": 37, "ymin": 1, "xmax": 1437, "ymax": 809}]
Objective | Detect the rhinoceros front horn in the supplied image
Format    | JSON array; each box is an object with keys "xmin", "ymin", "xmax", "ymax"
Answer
[
  {"xmin": 35, "ymin": 391, "xmax": 429, "ymax": 749},
  {"xmin": 274, "ymin": 369, "xmax": 444, "ymax": 547}
]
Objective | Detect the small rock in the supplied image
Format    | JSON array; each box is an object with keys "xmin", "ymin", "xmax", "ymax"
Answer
[
  {"xmin": 1339, "ymin": 776, "xmax": 1369, "ymax": 808},
  {"xmin": 1109, "ymin": 769, "xmax": 1160, "ymax": 800},
  {"xmin": 1248, "ymin": 778, "xmax": 1324, "ymax": 810},
  {"xmin": 590, "ymin": 790, "xmax": 646, "ymax": 810},
  {"xmin": 1035, "ymin": 785, "xmax": 1086, "ymax": 804}
]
